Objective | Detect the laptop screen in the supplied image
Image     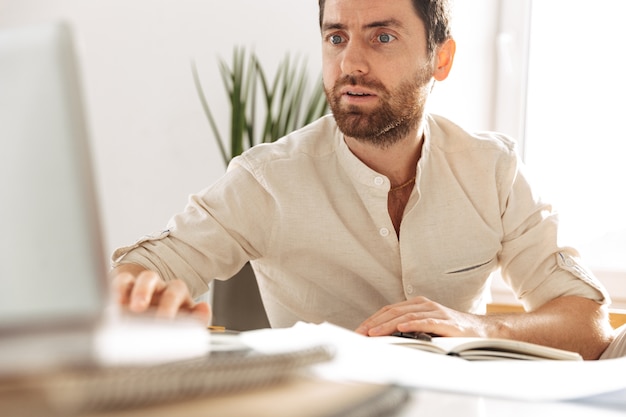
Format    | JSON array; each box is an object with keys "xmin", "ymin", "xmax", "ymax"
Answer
[{"xmin": 0, "ymin": 22, "xmax": 107, "ymax": 330}]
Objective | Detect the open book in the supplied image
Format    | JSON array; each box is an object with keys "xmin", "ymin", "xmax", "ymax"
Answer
[{"xmin": 378, "ymin": 334, "xmax": 582, "ymax": 361}]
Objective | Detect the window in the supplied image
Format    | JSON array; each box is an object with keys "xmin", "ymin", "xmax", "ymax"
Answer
[{"xmin": 493, "ymin": 0, "xmax": 626, "ymax": 308}]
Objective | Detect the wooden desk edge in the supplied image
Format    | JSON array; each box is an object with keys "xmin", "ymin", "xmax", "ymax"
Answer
[{"xmin": 487, "ymin": 303, "xmax": 626, "ymax": 329}]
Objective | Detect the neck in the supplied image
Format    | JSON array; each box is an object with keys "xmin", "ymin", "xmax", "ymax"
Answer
[{"xmin": 344, "ymin": 126, "xmax": 424, "ymax": 186}]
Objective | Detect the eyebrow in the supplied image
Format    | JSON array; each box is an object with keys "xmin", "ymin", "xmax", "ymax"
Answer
[{"xmin": 322, "ymin": 18, "xmax": 405, "ymax": 33}]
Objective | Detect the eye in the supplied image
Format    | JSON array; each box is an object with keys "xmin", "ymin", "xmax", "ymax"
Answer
[
  {"xmin": 376, "ymin": 33, "xmax": 397, "ymax": 44},
  {"xmin": 328, "ymin": 34, "xmax": 344, "ymax": 45}
]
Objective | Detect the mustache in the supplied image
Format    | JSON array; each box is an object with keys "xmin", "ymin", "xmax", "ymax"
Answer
[{"xmin": 334, "ymin": 74, "xmax": 387, "ymax": 93}]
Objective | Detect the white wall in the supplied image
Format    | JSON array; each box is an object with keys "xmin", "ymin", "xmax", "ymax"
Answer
[{"xmin": 0, "ymin": 0, "xmax": 498, "ymax": 258}]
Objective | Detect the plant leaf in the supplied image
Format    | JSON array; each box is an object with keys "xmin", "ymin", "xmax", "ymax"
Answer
[
  {"xmin": 190, "ymin": 59, "xmax": 228, "ymax": 166},
  {"xmin": 193, "ymin": 48, "xmax": 329, "ymax": 162}
]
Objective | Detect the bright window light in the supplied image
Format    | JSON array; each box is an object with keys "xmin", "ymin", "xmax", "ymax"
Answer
[{"xmin": 523, "ymin": 0, "xmax": 626, "ymax": 306}]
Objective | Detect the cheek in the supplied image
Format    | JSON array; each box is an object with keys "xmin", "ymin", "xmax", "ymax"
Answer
[{"xmin": 321, "ymin": 60, "xmax": 338, "ymax": 90}]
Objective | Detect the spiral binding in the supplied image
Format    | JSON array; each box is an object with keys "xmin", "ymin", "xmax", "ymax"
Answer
[{"xmin": 44, "ymin": 345, "xmax": 334, "ymax": 413}]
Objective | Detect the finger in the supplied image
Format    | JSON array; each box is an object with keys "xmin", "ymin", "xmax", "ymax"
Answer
[
  {"xmin": 368, "ymin": 312, "xmax": 445, "ymax": 337},
  {"xmin": 111, "ymin": 271, "xmax": 136, "ymax": 305},
  {"xmin": 355, "ymin": 297, "xmax": 426, "ymax": 334},
  {"xmin": 367, "ymin": 315, "xmax": 414, "ymax": 336},
  {"xmin": 396, "ymin": 308, "xmax": 480, "ymax": 337},
  {"xmin": 356, "ymin": 307, "xmax": 411, "ymax": 336},
  {"xmin": 129, "ymin": 270, "xmax": 165, "ymax": 313},
  {"xmin": 190, "ymin": 302, "xmax": 212, "ymax": 325},
  {"xmin": 154, "ymin": 279, "xmax": 194, "ymax": 319},
  {"xmin": 356, "ymin": 297, "xmax": 438, "ymax": 336},
  {"xmin": 395, "ymin": 316, "xmax": 443, "ymax": 335}
]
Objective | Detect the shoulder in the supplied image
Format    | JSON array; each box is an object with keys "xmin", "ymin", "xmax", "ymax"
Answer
[
  {"xmin": 426, "ymin": 114, "xmax": 518, "ymax": 157},
  {"xmin": 231, "ymin": 114, "xmax": 340, "ymax": 172}
]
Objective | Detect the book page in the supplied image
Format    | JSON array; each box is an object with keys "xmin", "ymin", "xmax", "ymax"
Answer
[{"xmin": 371, "ymin": 336, "xmax": 582, "ymax": 361}]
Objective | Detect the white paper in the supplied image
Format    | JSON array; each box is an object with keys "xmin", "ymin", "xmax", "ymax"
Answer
[{"xmin": 241, "ymin": 322, "xmax": 626, "ymax": 402}]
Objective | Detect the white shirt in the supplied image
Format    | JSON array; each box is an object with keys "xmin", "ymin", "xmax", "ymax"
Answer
[{"xmin": 112, "ymin": 114, "xmax": 608, "ymax": 329}]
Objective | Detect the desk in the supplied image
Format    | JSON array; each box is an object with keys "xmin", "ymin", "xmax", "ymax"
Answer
[
  {"xmin": 398, "ymin": 389, "xmax": 624, "ymax": 417},
  {"xmin": 487, "ymin": 303, "xmax": 626, "ymax": 329},
  {"xmin": 3, "ymin": 374, "xmax": 623, "ymax": 417},
  {"xmin": 81, "ymin": 377, "xmax": 403, "ymax": 417},
  {"xmin": 3, "ymin": 321, "xmax": 626, "ymax": 417},
  {"xmin": 76, "ymin": 385, "xmax": 624, "ymax": 417}
]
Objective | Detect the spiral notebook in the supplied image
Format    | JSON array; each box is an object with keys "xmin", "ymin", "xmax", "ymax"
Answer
[{"xmin": 0, "ymin": 20, "xmax": 339, "ymax": 415}]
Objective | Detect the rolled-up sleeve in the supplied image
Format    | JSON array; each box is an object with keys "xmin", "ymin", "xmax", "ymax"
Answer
[
  {"xmin": 111, "ymin": 162, "xmax": 276, "ymax": 298},
  {"xmin": 497, "ymin": 162, "xmax": 609, "ymax": 310}
]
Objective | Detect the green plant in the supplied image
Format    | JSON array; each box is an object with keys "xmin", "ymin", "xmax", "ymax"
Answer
[{"xmin": 191, "ymin": 47, "xmax": 329, "ymax": 167}]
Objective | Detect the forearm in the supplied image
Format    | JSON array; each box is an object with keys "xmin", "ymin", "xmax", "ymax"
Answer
[{"xmin": 483, "ymin": 296, "xmax": 613, "ymax": 360}]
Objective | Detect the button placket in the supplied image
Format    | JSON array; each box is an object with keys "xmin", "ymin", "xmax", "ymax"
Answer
[{"xmin": 371, "ymin": 175, "xmax": 393, "ymax": 239}]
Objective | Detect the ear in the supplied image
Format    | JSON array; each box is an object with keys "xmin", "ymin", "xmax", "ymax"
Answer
[{"xmin": 433, "ymin": 38, "xmax": 456, "ymax": 81}]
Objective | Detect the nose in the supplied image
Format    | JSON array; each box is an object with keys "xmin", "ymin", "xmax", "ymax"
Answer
[{"xmin": 340, "ymin": 39, "xmax": 369, "ymax": 76}]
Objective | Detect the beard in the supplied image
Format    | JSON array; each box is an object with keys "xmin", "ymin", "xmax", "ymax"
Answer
[{"xmin": 325, "ymin": 65, "xmax": 433, "ymax": 148}]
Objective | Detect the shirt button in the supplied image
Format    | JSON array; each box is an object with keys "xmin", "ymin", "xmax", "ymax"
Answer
[
  {"xmin": 406, "ymin": 284, "xmax": 414, "ymax": 294},
  {"xmin": 374, "ymin": 176, "xmax": 384, "ymax": 186},
  {"xmin": 565, "ymin": 258, "xmax": 575, "ymax": 267},
  {"xmin": 379, "ymin": 227, "xmax": 390, "ymax": 237}
]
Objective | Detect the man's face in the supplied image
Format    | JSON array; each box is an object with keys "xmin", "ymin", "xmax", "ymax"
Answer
[{"xmin": 321, "ymin": 0, "xmax": 435, "ymax": 147}]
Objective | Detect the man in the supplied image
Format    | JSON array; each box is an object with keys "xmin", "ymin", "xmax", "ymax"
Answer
[{"xmin": 112, "ymin": 0, "xmax": 616, "ymax": 360}]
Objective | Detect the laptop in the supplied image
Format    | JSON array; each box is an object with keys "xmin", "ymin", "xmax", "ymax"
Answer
[
  {"xmin": 0, "ymin": 21, "xmax": 332, "ymax": 413},
  {"xmin": 0, "ymin": 20, "xmax": 113, "ymax": 375}
]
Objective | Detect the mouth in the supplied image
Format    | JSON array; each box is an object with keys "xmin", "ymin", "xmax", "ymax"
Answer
[
  {"xmin": 340, "ymin": 87, "xmax": 378, "ymax": 104},
  {"xmin": 346, "ymin": 91, "xmax": 373, "ymax": 97}
]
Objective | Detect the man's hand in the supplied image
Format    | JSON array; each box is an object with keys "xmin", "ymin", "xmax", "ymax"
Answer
[
  {"xmin": 111, "ymin": 264, "xmax": 211, "ymax": 324},
  {"xmin": 355, "ymin": 296, "xmax": 485, "ymax": 338},
  {"xmin": 355, "ymin": 295, "xmax": 613, "ymax": 360}
]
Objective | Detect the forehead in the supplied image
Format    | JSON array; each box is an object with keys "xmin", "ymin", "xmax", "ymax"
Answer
[{"xmin": 322, "ymin": 0, "xmax": 424, "ymax": 33}]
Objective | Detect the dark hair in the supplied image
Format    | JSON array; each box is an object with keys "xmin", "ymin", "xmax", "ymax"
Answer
[{"xmin": 318, "ymin": 0, "xmax": 452, "ymax": 55}]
